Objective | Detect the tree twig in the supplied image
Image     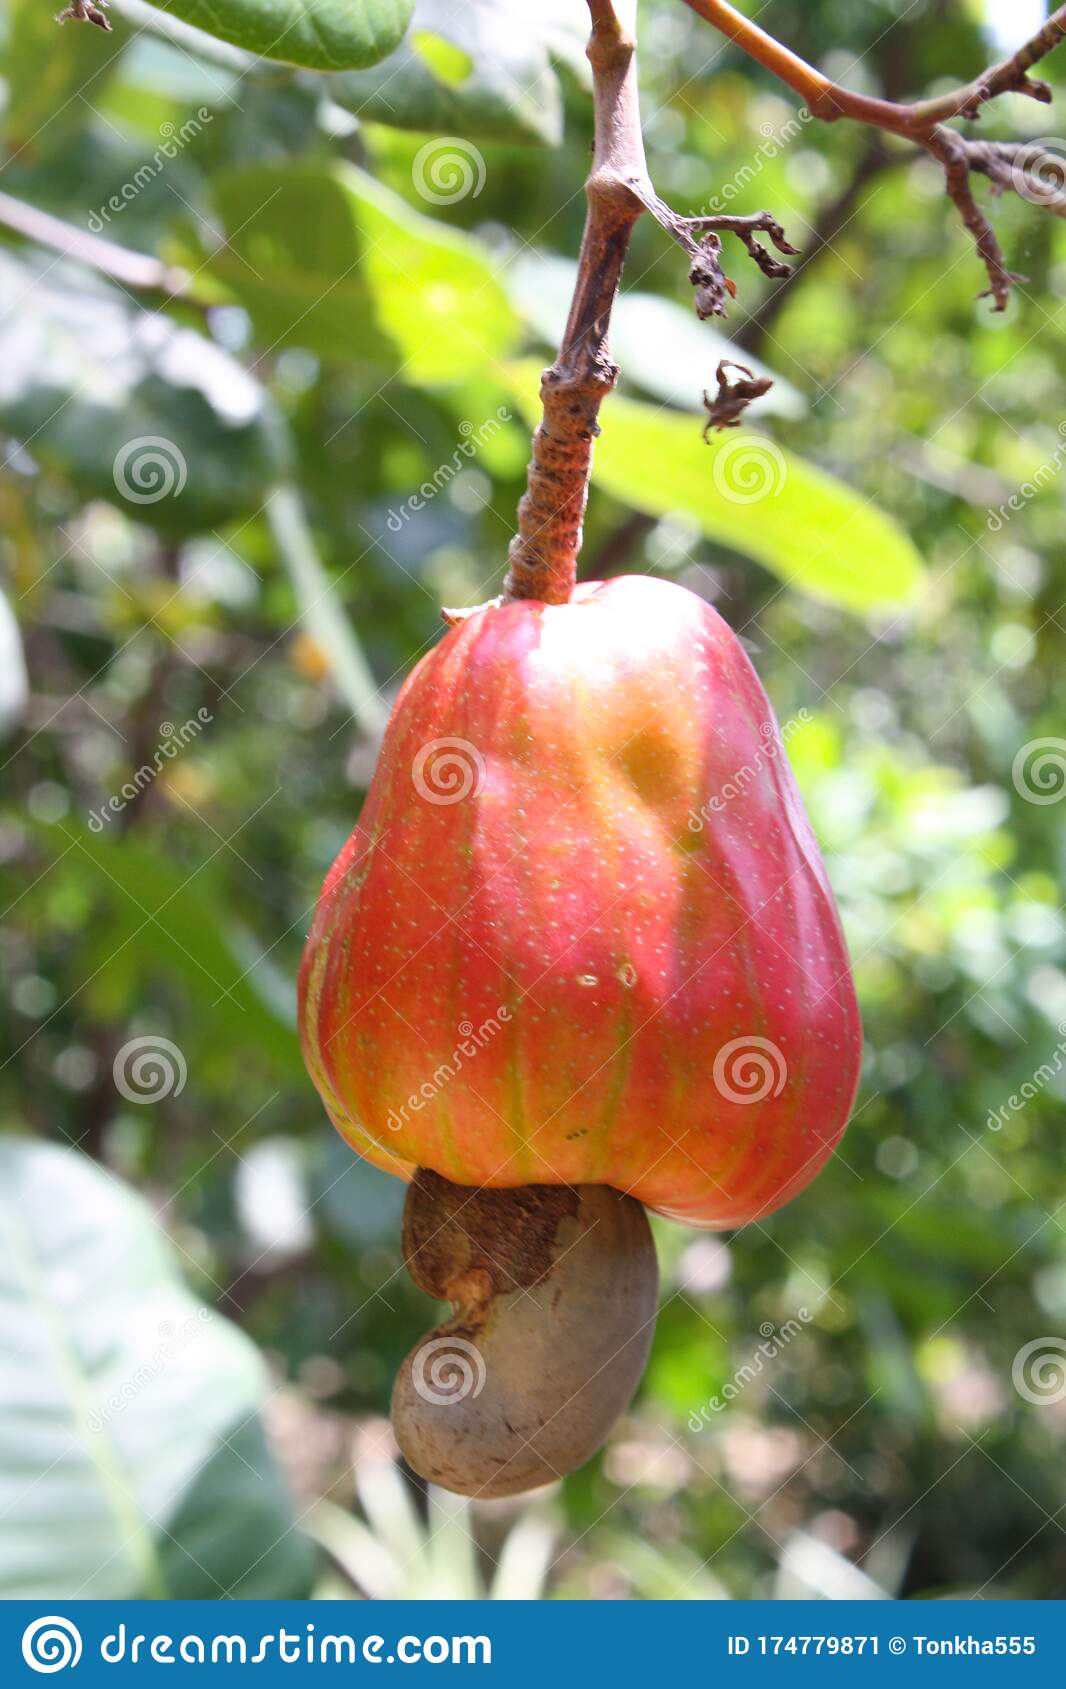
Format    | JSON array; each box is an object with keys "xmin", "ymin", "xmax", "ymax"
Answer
[
  {"xmin": 0, "ymin": 189, "xmax": 203, "ymax": 304},
  {"xmin": 504, "ymin": 0, "xmax": 651, "ymax": 604},
  {"xmin": 680, "ymin": 0, "xmax": 1066, "ymax": 309},
  {"xmin": 682, "ymin": 0, "xmax": 1066, "ymax": 130},
  {"xmin": 504, "ymin": 0, "xmax": 1066, "ymax": 601},
  {"xmin": 636, "ymin": 192, "xmax": 799, "ymax": 316},
  {"xmin": 962, "ymin": 138, "xmax": 1066, "ymax": 216}
]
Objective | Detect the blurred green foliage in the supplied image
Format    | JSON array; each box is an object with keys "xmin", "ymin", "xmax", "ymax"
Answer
[{"xmin": 2, "ymin": 0, "xmax": 1066, "ymax": 1601}]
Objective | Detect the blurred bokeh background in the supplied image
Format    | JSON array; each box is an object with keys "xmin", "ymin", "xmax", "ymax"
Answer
[{"xmin": 2, "ymin": 0, "xmax": 1066, "ymax": 1600}]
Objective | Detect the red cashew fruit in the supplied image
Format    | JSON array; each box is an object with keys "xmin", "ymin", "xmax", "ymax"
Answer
[
  {"xmin": 299, "ymin": 574, "xmax": 861, "ymax": 1495},
  {"xmin": 300, "ymin": 574, "xmax": 859, "ymax": 1224}
]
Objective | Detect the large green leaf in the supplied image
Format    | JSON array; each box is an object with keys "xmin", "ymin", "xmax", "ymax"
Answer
[
  {"xmin": 329, "ymin": 0, "xmax": 587, "ymax": 144},
  {"xmin": 0, "ymin": 1135, "xmax": 312, "ymax": 1598},
  {"xmin": 0, "ymin": 249, "xmax": 290, "ymax": 535},
  {"xmin": 205, "ymin": 161, "xmax": 518, "ymax": 379},
  {"xmin": 113, "ymin": 0, "xmax": 255, "ymax": 71},
  {"xmin": 133, "ymin": 0, "xmax": 411, "ymax": 72},
  {"xmin": 508, "ymin": 366, "xmax": 925, "ymax": 612}
]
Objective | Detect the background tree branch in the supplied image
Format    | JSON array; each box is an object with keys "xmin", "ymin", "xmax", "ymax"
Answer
[{"xmin": 679, "ymin": 0, "xmax": 1066, "ymax": 308}]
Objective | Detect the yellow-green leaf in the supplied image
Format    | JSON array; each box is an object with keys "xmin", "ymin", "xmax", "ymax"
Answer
[{"xmin": 205, "ymin": 163, "xmax": 518, "ymax": 382}]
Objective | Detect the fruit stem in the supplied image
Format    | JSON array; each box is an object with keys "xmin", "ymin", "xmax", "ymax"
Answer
[{"xmin": 503, "ymin": 0, "xmax": 651, "ymax": 607}]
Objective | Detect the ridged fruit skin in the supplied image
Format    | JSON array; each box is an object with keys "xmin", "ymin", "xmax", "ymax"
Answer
[{"xmin": 299, "ymin": 575, "xmax": 861, "ymax": 1229}]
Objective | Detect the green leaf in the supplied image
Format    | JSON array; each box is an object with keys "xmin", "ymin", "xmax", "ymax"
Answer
[
  {"xmin": 0, "ymin": 249, "xmax": 291, "ymax": 535},
  {"xmin": 113, "ymin": 0, "xmax": 255, "ymax": 71},
  {"xmin": 205, "ymin": 161, "xmax": 518, "ymax": 380},
  {"xmin": 131, "ymin": 0, "xmax": 412, "ymax": 72},
  {"xmin": 29, "ymin": 817, "xmax": 302, "ymax": 1080},
  {"xmin": 0, "ymin": 1135, "xmax": 312, "ymax": 1598},
  {"xmin": 507, "ymin": 364, "xmax": 926, "ymax": 612},
  {"xmin": 35, "ymin": 823, "xmax": 304, "ymax": 1075},
  {"xmin": 508, "ymin": 252, "xmax": 806, "ymax": 420},
  {"xmin": 328, "ymin": 0, "xmax": 587, "ymax": 144}
]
